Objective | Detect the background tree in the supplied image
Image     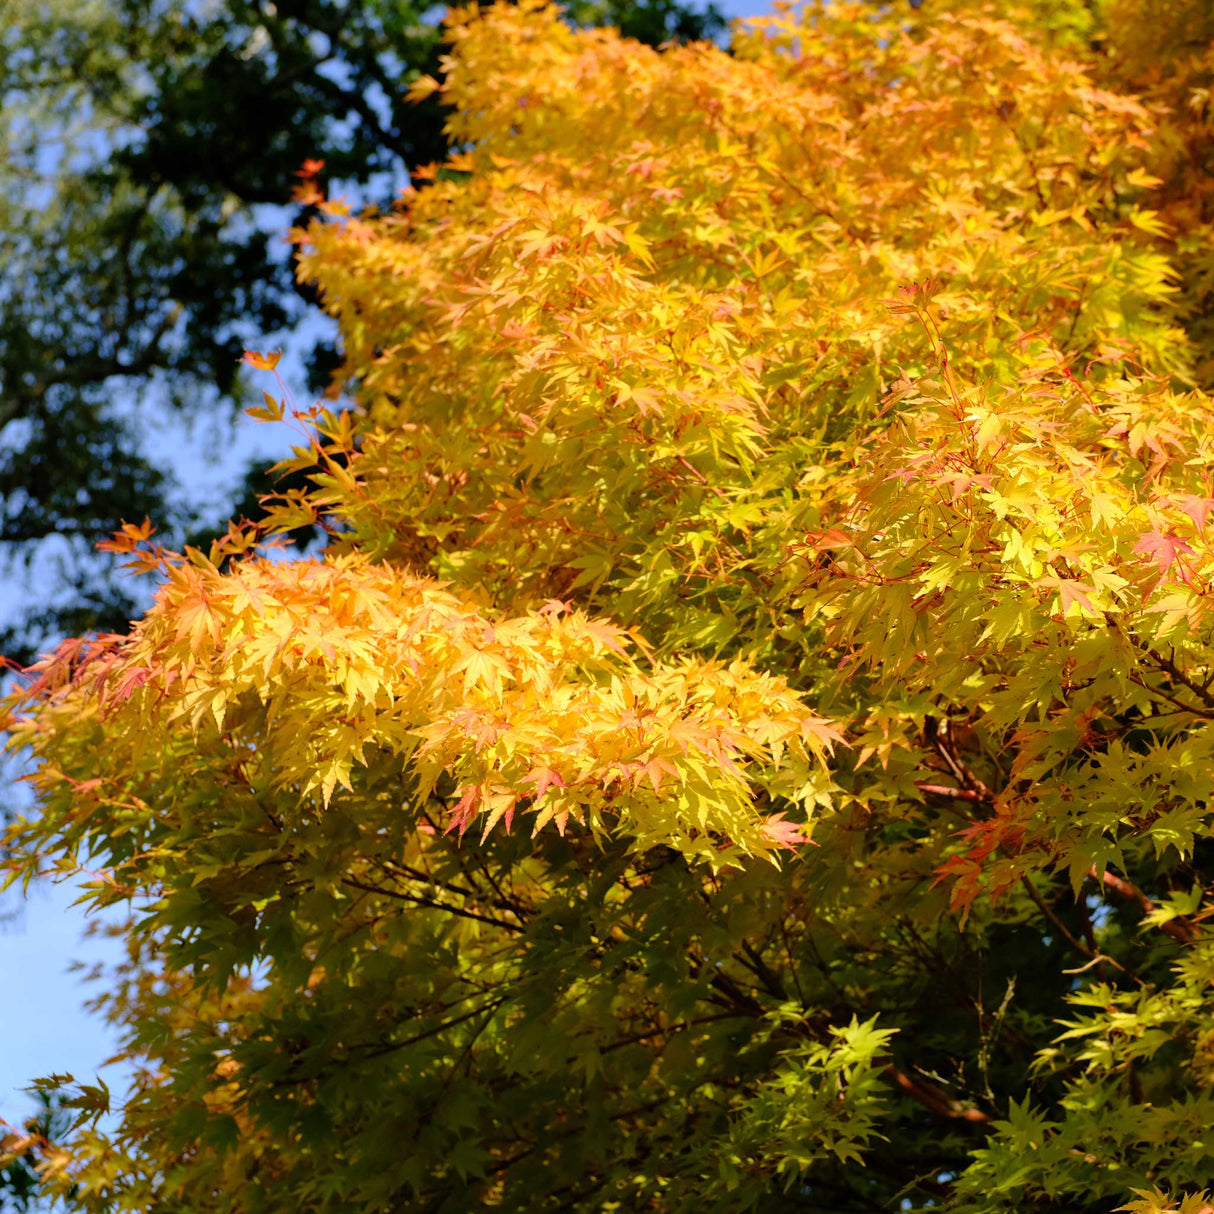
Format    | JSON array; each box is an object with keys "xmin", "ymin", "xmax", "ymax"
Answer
[
  {"xmin": 0, "ymin": 1091, "xmax": 76, "ymax": 1213},
  {"xmin": 0, "ymin": 0, "xmax": 724, "ymax": 666},
  {"xmin": 5, "ymin": 0, "xmax": 1214, "ymax": 1211}
]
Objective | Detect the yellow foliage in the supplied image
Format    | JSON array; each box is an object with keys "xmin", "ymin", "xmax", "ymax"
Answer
[{"xmin": 8, "ymin": 3, "xmax": 1214, "ymax": 1210}]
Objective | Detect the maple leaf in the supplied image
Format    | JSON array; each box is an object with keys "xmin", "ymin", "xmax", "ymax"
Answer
[
  {"xmin": 242, "ymin": 350, "xmax": 282, "ymax": 372},
  {"xmin": 1035, "ymin": 576, "xmax": 1101, "ymax": 617},
  {"xmin": 574, "ymin": 617, "xmax": 629, "ymax": 656},
  {"xmin": 246, "ymin": 391, "xmax": 286, "ymax": 423},
  {"xmin": 445, "ymin": 785, "xmax": 480, "ymax": 837},
  {"xmin": 405, "ymin": 74, "xmax": 441, "ymax": 103},
  {"xmin": 107, "ymin": 666, "xmax": 154, "ymax": 706},
  {"xmin": 1174, "ymin": 494, "xmax": 1214, "ymax": 530},
  {"xmin": 525, "ymin": 766, "xmax": 566, "ymax": 802},
  {"xmin": 883, "ymin": 277, "xmax": 943, "ymax": 315},
  {"xmin": 1133, "ymin": 530, "xmax": 1194, "ymax": 582},
  {"xmin": 799, "ymin": 528, "xmax": 852, "ymax": 551},
  {"xmin": 95, "ymin": 518, "xmax": 156, "ymax": 554},
  {"xmin": 759, "ymin": 813, "xmax": 811, "ymax": 851}
]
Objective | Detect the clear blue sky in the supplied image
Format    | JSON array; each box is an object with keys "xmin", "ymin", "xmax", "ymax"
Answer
[{"xmin": 0, "ymin": 0, "xmax": 774, "ymax": 1143}]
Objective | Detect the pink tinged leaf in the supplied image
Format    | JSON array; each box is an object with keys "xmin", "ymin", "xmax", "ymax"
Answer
[
  {"xmin": 64, "ymin": 777, "xmax": 106, "ymax": 795},
  {"xmin": 640, "ymin": 756, "xmax": 678, "ymax": 794},
  {"xmin": 526, "ymin": 767, "xmax": 566, "ymax": 803},
  {"xmin": 110, "ymin": 666, "xmax": 153, "ymax": 705},
  {"xmin": 1133, "ymin": 530, "xmax": 1194, "ymax": 581},
  {"xmin": 1037, "ymin": 577, "xmax": 1100, "ymax": 616},
  {"xmin": 1057, "ymin": 581, "xmax": 1099, "ymax": 615},
  {"xmin": 446, "ymin": 786, "xmax": 480, "ymax": 837},
  {"xmin": 801, "ymin": 715, "xmax": 847, "ymax": 755},
  {"xmin": 580, "ymin": 618, "xmax": 628, "ymax": 656},
  {"xmin": 479, "ymin": 789, "xmax": 519, "ymax": 842},
  {"xmin": 759, "ymin": 814, "xmax": 811, "ymax": 851},
  {"xmin": 1175, "ymin": 494, "xmax": 1214, "ymax": 530},
  {"xmin": 799, "ymin": 528, "xmax": 851, "ymax": 551}
]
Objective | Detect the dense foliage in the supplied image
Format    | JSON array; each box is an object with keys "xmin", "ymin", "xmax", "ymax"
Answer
[
  {"xmin": 0, "ymin": 0, "xmax": 723, "ymax": 665},
  {"xmin": 5, "ymin": 0, "xmax": 1214, "ymax": 1209}
]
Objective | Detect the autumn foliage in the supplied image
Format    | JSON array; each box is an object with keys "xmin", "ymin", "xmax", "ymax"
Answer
[{"xmin": 5, "ymin": 0, "xmax": 1214, "ymax": 1209}]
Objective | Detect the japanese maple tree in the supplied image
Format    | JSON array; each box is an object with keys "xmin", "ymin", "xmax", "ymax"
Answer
[{"xmin": 4, "ymin": 1, "xmax": 1214, "ymax": 1210}]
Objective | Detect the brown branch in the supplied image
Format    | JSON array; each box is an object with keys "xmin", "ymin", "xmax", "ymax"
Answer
[
  {"xmin": 433, "ymin": 1002, "xmax": 502, "ymax": 1106},
  {"xmin": 268, "ymin": 998, "xmax": 506, "ymax": 1086},
  {"xmin": 1075, "ymin": 894, "xmax": 1100, "ymax": 955},
  {"xmin": 467, "ymin": 852, "xmax": 532, "ymax": 921},
  {"xmin": 1021, "ymin": 876, "xmax": 1094, "ymax": 959},
  {"xmin": 923, "ymin": 718, "xmax": 994, "ymax": 801},
  {"xmin": 419, "ymin": 805, "xmax": 534, "ymax": 920},
  {"xmin": 600, "ymin": 1011, "xmax": 744, "ymax": 1055},
  {"xmin": 707, "ymin": 969, "xmax": 766, "ymax": 1016},
  {"xmin": 1127, "ymin": 673, "xmax": 1214, "ymax": 723},
  {"xmin": 885, "ymin": 1064, "xmax": 992, "ymax": 1124},
  {"xmin": 916, "ymin": 783, "xmax": 989, "ymax": 803},
  {"xmin": 1089, "ymin": 865, "xmax": 1199, "ymax": 945},
  {"xmin": 687, "ymin": 944, "xmax": 767, "ymax": 1018},
  {"xmin": 779, "ymin": 913, "xmax": 808, "ymax": 1007},
  {"xmin": 1152, "ymin": 649, "xmax": 1214, "ymax": 711},
  {"xmin": 373, "ymin": 857, "xmax": 485, "ymax": 905},
  {"xmin": 738, "ymin": 937, "xmax": 789, "ymax": 1001},
  {"xmin": 354, "ymin": 999, "xmax": 508, "ymax": 1065}
]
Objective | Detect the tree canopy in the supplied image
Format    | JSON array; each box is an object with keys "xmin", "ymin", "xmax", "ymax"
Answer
[
  {"xmin": 4, "ymin": 0, "xmax": 1214, "ymax": 1210},
  {"xmin": 0, "ymin": 0, "xmax": 724, "ymax": 666}
]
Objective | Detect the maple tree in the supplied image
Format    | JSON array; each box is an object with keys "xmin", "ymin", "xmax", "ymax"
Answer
[{"xmin": 5, "ymin": 0, "xmax": 1214, "ymax": 1209}]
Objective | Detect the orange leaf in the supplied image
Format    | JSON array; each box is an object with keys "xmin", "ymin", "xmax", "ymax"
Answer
[{"xmin": 96, "ymin": 518, "xmax": 156, "ymax": 554}]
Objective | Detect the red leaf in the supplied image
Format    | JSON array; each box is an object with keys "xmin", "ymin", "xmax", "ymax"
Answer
[
  {"xmin": 242, "ymin": 350, "xmax": 282, "ymax": 372},
  {"xmin": 108, "ymin": 666, "xmax": 153, "ymax": 705},
  {"xmin": 445, "ymin": 786, "xmax": 480, "ymax": 837}
]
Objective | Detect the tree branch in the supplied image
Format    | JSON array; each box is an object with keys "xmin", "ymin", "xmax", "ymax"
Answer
[
  {"xmin": 916, "ymin": 783, "xmax": 989, "ymax": 803},
  {"xmin": 1020, "ymin": 876, "xmax": 1128, "ymax": 975},
  {"xmin": 1089, "ymin": 865, "xmax": 1199, "ymax": 945},
  {"xmin": 340, "ymin": 875, "xmax": 525, "ymax": 934},
  {"xmin": 884, "ymin": 1064, "xmax": 992, "ymax": 1124}
]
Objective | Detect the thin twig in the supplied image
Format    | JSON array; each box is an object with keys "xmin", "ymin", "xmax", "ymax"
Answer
[{"xmin": 1019, "ymin": 876, "xmax": 1123, "ymax": 970}]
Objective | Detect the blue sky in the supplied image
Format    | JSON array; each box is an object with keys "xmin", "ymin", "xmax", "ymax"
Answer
[{"xmin": 0, "ymin": 0, "xmax": 775, "ymax": 1146}]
